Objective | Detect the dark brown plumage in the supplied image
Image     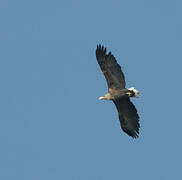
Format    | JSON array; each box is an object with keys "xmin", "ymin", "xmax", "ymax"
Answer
[{"xmin": 96, "ymin": 44, "xmax": 140, "ymax": 138}]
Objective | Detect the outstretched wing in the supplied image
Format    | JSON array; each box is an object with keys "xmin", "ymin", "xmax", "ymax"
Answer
[
  {"xmin": 113, "ymin": 98, "xmax": 140, "ymax": 138},
  {"xmin": 96, "ymin": 45, "xmax": 126, "ymax": 90}
]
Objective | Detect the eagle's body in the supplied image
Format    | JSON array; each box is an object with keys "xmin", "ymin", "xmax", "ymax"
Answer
[
  {"xmin": 96, "ymin": 45, "xmax": 140, "ymax": 138},
  {"xmin": 99, "ymin": 88, "xmax": 136, "ymax": 100}
]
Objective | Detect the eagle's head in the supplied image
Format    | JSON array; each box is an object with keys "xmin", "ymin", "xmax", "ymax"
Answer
[{"xmin": 128, "ymin": 87, "xmax": 139, "ymax": 98}]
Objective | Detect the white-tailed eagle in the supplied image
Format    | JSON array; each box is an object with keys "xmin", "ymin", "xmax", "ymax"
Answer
[{"xmin": 96, "ymin": 45, "xmax": 140, "ymax": 138}]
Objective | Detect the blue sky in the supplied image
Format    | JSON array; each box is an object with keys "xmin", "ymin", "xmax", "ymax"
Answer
[{"xmin": 0, "ymin": 0, "xmax": 181, "ymax": 179}]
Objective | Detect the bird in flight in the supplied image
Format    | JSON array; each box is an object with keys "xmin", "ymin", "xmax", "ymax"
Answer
[{"xmin": 96, "ymin": 45, "xmax": 140, "ymax": 138}]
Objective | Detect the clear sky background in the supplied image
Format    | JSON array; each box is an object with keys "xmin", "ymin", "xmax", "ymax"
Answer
[{"xmin": 0, "ymin": 0, "xmax": 181, "ymax": 179}]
